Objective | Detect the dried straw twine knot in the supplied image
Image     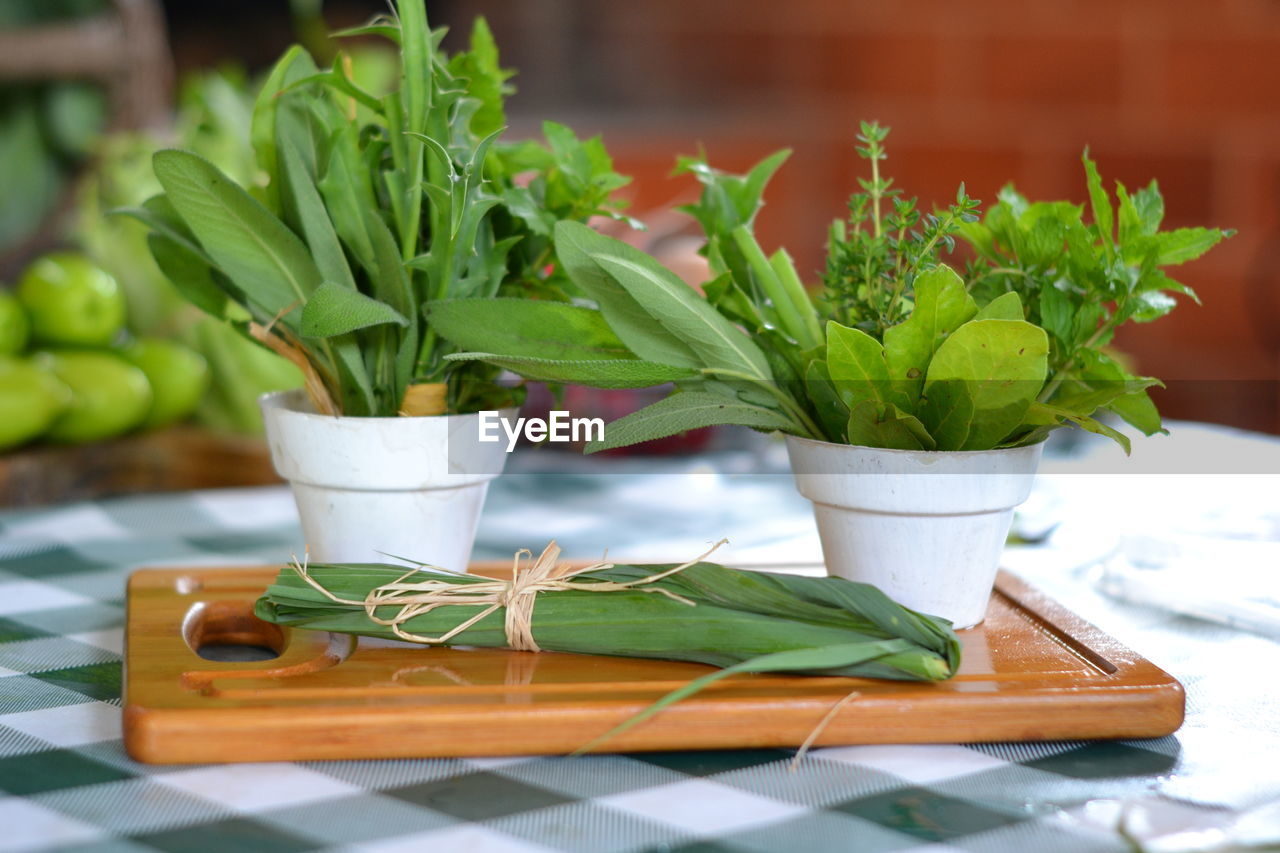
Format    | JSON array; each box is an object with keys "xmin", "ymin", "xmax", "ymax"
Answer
[{"xmin": 289, "ymin": 540, "xmax": 727, "ymax": 652}]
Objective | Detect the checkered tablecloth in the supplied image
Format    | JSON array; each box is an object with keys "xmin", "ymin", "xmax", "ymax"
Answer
[{"xmin": 2, "ymin": 424, "xmax": 1279, "ymax": 853}]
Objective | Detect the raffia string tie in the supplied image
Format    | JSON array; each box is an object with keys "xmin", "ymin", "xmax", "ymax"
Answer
[{"xmin": 288, "ymin": 539, "xmax": 728, "ymax": 652}]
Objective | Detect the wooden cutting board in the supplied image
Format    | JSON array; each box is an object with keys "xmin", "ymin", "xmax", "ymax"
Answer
[{"xmin": 123, "ymin": 563, "xmax": 1184, "ymax": 764}]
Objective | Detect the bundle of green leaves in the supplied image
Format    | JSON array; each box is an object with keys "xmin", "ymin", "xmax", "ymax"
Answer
[
  {"xmin": 126, "ymin": 1, "xmax": 633, "ymax": 417},
  {"xmin": 257, "ymin": 554, "xmax": 960, "ymax": 682},
  {"xmin": 433, "ymin": 121, "xmax": 1232, "ymax": 452}
]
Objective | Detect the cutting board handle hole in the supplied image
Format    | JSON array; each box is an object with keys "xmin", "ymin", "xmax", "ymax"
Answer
[{"xmin": 183, "ymin": 601, "xmax": 287, "ymax": 663}]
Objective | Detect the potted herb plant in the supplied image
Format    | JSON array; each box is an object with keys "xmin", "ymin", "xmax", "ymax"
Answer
[
  {"xmin": 431, "ymin": 122, "xmax": 1232, "ymax": 626},
  {"xmin": 126, "ymin": 2, "xmax": 633, "ymax": 570}
]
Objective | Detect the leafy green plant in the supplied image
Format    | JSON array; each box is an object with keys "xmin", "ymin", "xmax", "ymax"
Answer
[
  {"xmin": 127, "ymin": 1, "xmax": 632, "ymax": 417},
  {"xmin": 77, "ymin": 68, "xmax": 305, "ymax": 435},
  {"xmin": 958, "ymin": 152, "xmax": 1233, "ymax": 441},
  {"xmin": 433, "ymin": 122, "xmax": 1231, "ymax": 452}
]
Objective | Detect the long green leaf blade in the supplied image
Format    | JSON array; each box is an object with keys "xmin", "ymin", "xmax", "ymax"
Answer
[
  {"xmin": 153, "ymin": 149, "xmax": 323, "ymax": 328},
  {"xmin": 301, "ymin": 282, "xmax": 409, "ymax": 338},
  {"xmin": 585, "ymin": 391, "xmax": 791, "ymax": 453},
  {"xmin": 427, "ymin": 298, "xmax": 636, "ymax": 361},
  {"xmin": 444, "ymin": 353, "xmax": 697, "ymax": 389}
]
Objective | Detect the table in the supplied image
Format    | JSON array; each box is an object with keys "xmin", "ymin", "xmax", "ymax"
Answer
[{"xmin": 1, "ymin": 423, "xmax": 1278, "ymax": 852}]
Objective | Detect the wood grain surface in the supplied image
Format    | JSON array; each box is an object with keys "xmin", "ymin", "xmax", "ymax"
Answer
[
  {"xmin": 123, "ymin": 562, "xmax": 1185, "ymax": 764},
  {"xmin": 0, "ymin": 427, "xmax": 279, "ymax": 507}
]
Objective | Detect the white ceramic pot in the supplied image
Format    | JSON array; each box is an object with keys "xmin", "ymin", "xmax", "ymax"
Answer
[
  {"xmin": 260, "ymin": 390, "xmax": 515, "ymax": 571},
  {"xmin": 785, "ymin": 436, "xmax": 1044, "ymax": 628}
]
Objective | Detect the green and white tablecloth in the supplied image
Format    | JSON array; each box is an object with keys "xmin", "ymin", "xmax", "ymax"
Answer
[{"xmin": 1, "ymin": 423, "xmax": 1278, "ymax": 853}]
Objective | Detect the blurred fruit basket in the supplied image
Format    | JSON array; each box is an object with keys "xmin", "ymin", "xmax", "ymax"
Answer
[{"xmin": 0, "ymin": 0, "xmax": 296, "ymax": 505}]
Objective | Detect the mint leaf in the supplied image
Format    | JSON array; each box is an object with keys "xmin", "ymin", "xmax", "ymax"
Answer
[
  {"xmin": 1130, "ymin": 180, "xmax": 1164, "ymax": 235},
  {"xmin": 446, "ymin": 17, "xmax": 513, "ymax": 138},
  {"xmin": 1140, "ymin": 227, "xmax": 1231, "ymax": 266},
  {"xmin": 1082, "ymin": 149, "xmax": 1115, "ymax": 261},
  {"xmin": 1107, "ymin": 388, "xmax": 1164, "ymax": 436},
  {"xmin": 1023, "ymin": 401, "xmax": 1132, "ymax": 454}
]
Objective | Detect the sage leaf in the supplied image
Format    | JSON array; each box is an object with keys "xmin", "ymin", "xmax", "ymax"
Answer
[
  {"xmin": 444, "ymin": 353, "xmax": 697, "ymax": 389},
  {"xmin": 594, "ymin": 252, "xmax": 772, "ymax": 378},
  {"xmin": 146, "ymin": 233, "xmax": 235, "ymax": 320},
  {"xmin": 301, "ymin": 282, "xmax": 408, "ymax": 338},
  {"xmin": 427, "ymin": 298, "xmax": 635, "ymax": 361},
  {"xmin": 703, "ymin": 272, "xmax": 764, "ymax": 331},
  {"xmin": 279, "ymin": 141, "xmax": 357, "ymax": 291},
  {"xmin": 585, "ymin": 391, "xmax": 791, "ymax": 453},
  {"xmin": 556, "ymin": 221, "xmax": 772, "ymax": 375},
  {"xmin": 251, "ymin": 46, "xmax": 318, "ymax": 214},
  {"xmin": 153, "ymin": 149, "xmax": 322, "ymax": 327},
  {"xmin": 112, "ymin": 195, "xmax": 212, "ymax": 266},
  {"xmin": 318, "ymin": 124, "xmax": 379, "ymax": 276}
]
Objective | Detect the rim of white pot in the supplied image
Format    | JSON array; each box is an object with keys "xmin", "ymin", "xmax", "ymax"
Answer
[
  {"xmin": 260, "ymin": 388, "xmax": 493, "ymax": 425},
  {"xmin": 259, "ymin": 389, "xmax": 517, "ymax": 491},
  {"xmin": 784, "ymin": 433, "xmax": 1045, "ymax": 514},
  {"xmin": 784, "ymin": 432, "xmax": 1047, "ymax": 459}
]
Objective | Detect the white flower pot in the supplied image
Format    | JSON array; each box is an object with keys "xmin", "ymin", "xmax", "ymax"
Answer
[
  {"xmin": 785, "ymin": 436, "xmax": 1044, "ymax": 629},
  {"xmin": 260, "ymin": 390, "xmax": 514, "ymax": 571}
]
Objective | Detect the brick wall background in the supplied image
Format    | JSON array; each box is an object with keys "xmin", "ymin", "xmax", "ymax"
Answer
[{"xmin": 448, "ymin": 0, "xmax": 1280, "ymax": 433}]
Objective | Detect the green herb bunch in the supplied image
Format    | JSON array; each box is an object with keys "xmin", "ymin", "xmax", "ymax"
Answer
[
  {"xmin": 431, "ymin": 122, "xmax": 1231, "ymax": 453},
  {"xmin": 958, "ymin": 156, "xmax": 1233, "ymax": 442},
  {"xmin": 127, "ymin": 1, "xmax": 633, "ymax": 416},
  {"xmin": 78, "ymin": 68, "xmax": 307, "ymax": 434},
  {"xmin": 256, "ymin": 555, "xmax": 961, "ymax": 681},
  {"xmin": 822, "ymin": 122, "xmax": 982, "ymax": 337}
]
